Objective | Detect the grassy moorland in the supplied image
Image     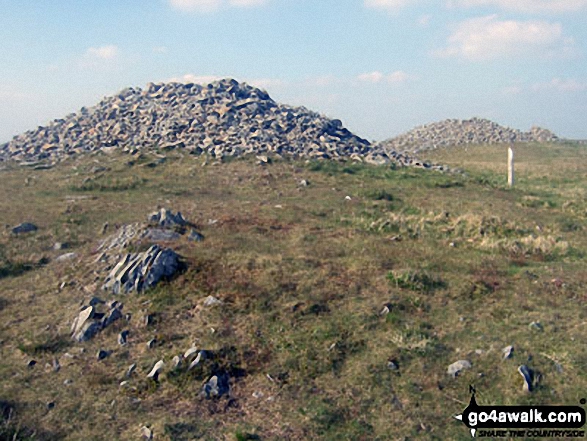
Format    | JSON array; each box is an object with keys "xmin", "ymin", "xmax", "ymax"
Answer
[{"xmin": 1, "ymin": 141, "xmax": 586, "ymax": 440}]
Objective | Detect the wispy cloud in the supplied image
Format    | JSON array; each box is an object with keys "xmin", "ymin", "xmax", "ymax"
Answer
[
  {"xmin": 364, "ymin": 0, "xmax": 417, "ymax": 11},
  {"xmin": 168, "ymin": 0, "xmax": 268, "ymax": 12},
  {"xmin": 533, "ymin": 78, "xmax": 587, "ymax": 92},
  {"xmin": 229, "ymin": 0, "xmax": 269, "ymax": 7},
  {"xmin": 86, "ymin": 45, "xmax": 119, "ymax": 60},
  {"xmin": 435, "ymin": 15, "xmax": 575, "ymax": 60},
  {"xmin": 153, "ymin": 46, "xmax": 168, "ymax": 54},
  {"xmin": 357, "ymin": 70, "xmax": 413, "ymax": 84},
  {"xmin": 79, "ymin": 45, "xmax": 120, "ymax": 69},
  {"xmin": 446, "ymin": 0, "xmax": 587, "ymax": 13},
  {"xmin": 168, "ymin": 74, "xmax": 223, "ymax": 83}
]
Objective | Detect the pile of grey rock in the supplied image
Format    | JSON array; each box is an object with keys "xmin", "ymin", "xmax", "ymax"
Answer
[
  {"xmin": 95, "ymin": 209, "xmax": 199, "ymax": 295},
  {"xmin": 102, "ymin": 245, "xmax": 180, "ymax": 295},
  {"xmin": 71, "ymin": 299, "xmax": 123, "ymax": 342},
  {"xmin": 0, "ymin": 78, "xmax": 422, "ymax": 167},
  {"xmin": 379, "ymin": 117, "xmax": 559, "ymax": 154}
]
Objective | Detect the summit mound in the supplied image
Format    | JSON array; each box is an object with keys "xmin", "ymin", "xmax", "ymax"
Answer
[
  {"xmin": 380, "ymin": 117, "xmax": 559, "ymax": 154},
  {"xmin": 0, "ymin": 78, "xmax": 420, "ymax": 167}
]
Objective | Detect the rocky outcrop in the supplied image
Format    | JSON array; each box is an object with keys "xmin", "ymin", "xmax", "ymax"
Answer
[
  {"xmin": 102, "ymin": 245, "xmax": 180, "ymax": 295},
  {"xmin": 379, "ymin": 118, "xmax": 559, "ymax": 154},
  {"xmin": 70, "ymin": 300, "xmax": 124, "ymax": 342}
]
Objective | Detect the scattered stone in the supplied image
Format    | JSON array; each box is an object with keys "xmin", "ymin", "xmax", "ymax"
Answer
[
  {"xmin": 46, "ymin": 401, "xmax": 55, "ymax": 410},
  {"xmin": 119, "ymin": 381, "xmax": 129, "ymax": 388},
  {"xmin": 11, "ymin": 222, "xmax": 37, "ymax": 234},
  {"xmin": 529, "ymin": 321, "xmax": 544, "ymax": 331},
  {"xmin": 256, "ymin": 154, "xmax": 269, "ymax": 164},
  {"xmin": 97, "ymin": 349, "xmax": 110, "ymax": 361},
  {"xmin": 447, "ymin": 360, "xmax": 472, "ymax": 378},
  {"xmin": 188, "ymin": 352, "xmax": 202, "ymax": 370},
  {"xmin": 89, "ymin": 297, "xmax": 105, "ymax": 307},
  {"xmin": 101, "ymin": 305, "xmax": 123, "ymax": 328},
  {"xmin": 184, "ymin": 346, "xmax": 199, "ymax": 360},
  {"xmin": 518, "ymin": 365, "xmax": 534, "ymax": 392},
  {"xmin": 387, "ymin": 359, "xmax": 400, "ymax": 371},
  {"xmin": 188, "ymin": 230, "xmax": 205, "ymax": 242},
  {"xmin": 118, "ymin": 330, "xmax": 129, "ymax": 345},
  {"xmin": 503, "ymin": 345, "xmax": 514, "ymax": 360},
  {"xmin": 203, "ymin": 295, "xmax": 222, "ymax": 307},
  {"xmin": 53, "ymin": 242, "xmax": 69, "ymax": 250},
  {"xmin": 55, "ymin": 252, "xmax": 77, "ymax": 262},
  {"xmin": 64, "ymin": 379, "xmax": 73, "ymax": 385},
  {"xmin": 27, "ymin": 359, "xmax": 37, "ymax": 368},
  {"xmin": 148, "ymin": 208, "xmax": 186, "ymax": 229},
  {"xmin": 299, "ymin": 179, "xmax": 309, "ymax": 187},
  {"xmin": 144, "ymin": 314, "xmax": 153, "ymax": 327},
  {"xmin": 101, "ymin": 222, "xmax": 109, "ymax": 235},
  {"xmin": 71, "ymin": 306, "xmax": 101, "ymax": 342},
  {"xmin": 147, "ymin": 360, "xmax": 164, "ymax": 381},
  {"xmin": 147, "ymin": 338, "xmax": 157, "ymax": 349},
  {"xmin": 126, "ymin": 363, "xmax": 137, "ymax": 378},
  {"xmin": 141, "ymin": 426, "xmax": 153, "ymax": 440},
  {"xmin": 201, "ymin": 372, "xmax": 230, "ymax": 399},
  {"xmin": 252, "ymin": 391, "xmax": 264, "ymax": 399},
  {"xmin": 52, "ymin": 358, "xmax": 61, "ymax": 373},
  {"xmin": 380, "ymin": 303, "xmax": 392, "ymax": 316},
  {"xmin": 172, "ymin": 355, "xmax": 182, "ymax": 370},
  {"xmin": 102, "ymin": 245, "xmax": 180, "ymax": 294}
]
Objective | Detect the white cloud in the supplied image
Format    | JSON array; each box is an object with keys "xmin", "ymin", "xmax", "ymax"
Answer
[
  {"xmin": 357, "ymin": 70, "xmax": 412, "ymax": 84},
  {"xmin": 533, "ymin": 78, "xmax": 587, "ymax": 92},
  {"xmin": 168, "ymin": 74, "xmax": 223, "ymax": 83},
  {"xmin": 364, "ymin": 0, "xmax": 417, "ymax": 10},
  {"xmin": 153, "ymin": 46, "xmax": 168, "ymax": 54},
  {"xmin": 501, "ymin": 85, "xmax": 522, "ymax": 95},
  {"xmin": 79, "ymin": 45, "xmax": 121, "ymax": 69},
  {"xmin": 446, "ymin": 0, "xmax": 587, "ymax": 13},
  {"xmin": 86, "ymin": 45, "xmax": 119, "ymax": 60},
  {"xmin": 168, "ymin": 0, "xmax": 221, "ymax": 12},
  {"xmin": 168, "ymin": 0, "xmax": 268, "ymax": 12},
  {"xmin": 229, "ymin": 0, "xmax": 268, "ymax": 6},
  {"xmin": 435, "ymin": 15, "xmax": 575, "ymax": 60}
]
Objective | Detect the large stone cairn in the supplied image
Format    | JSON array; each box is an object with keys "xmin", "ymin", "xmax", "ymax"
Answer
[
  {"xmin": 379, "ymin": 117, "xmax": 559, "ymax": 154},
  {"xmin": 0, "ymin": 78, "xmax": 416, "ymax": 166}
]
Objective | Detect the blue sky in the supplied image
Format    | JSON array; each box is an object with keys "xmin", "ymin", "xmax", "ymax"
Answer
[{"xmin": 0, "ymin": 0, "xmax": 586, "ymax": 142}]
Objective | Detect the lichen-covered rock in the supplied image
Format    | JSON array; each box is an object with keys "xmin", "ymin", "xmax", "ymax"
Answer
[{"xmin": 102, "ymin": 245, "xmax": 180, "ymax": 294}]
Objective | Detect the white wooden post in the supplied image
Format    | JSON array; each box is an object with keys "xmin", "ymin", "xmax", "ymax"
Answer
[{"xmin": 508, "ymin": 145, "xmax": 514, "ymax": 187}]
